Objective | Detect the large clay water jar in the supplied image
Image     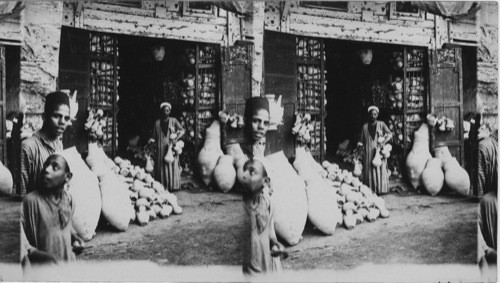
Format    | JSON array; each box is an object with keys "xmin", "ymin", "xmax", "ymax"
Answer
[
  {"xmin": 197, "ymin": 120, "xmax": 223, "ymax": 186},
  {"xmin": 265, "ymin": 94, "xmax": 284, "ymax": 131},
  {"xmin": 0, "ymin": 160, "xmax": 13, "ymax": 196}
]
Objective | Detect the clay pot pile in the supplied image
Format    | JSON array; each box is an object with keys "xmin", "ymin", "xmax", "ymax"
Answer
[
  {"xmin": 113, "ymin": 156, "xmax": 183, "ymax": 227},
  {"xmin": 406, "ymin": 75, "xmax": 425, "ymax": 110},
  {"xmin": 181, "ymin": 73, "xmax": 196, "ymax": 107},
  {"xmin": 179, "ymin": 111, "xmax": 196, "ymax": 144},
  {"xmin": 199, "ymin": 72, "xmax": 217, "ymax": 107},
  {"xmin": 297, "ymin": 64, "xmax": 326, "ymax": 112},
  {"xmin": 387, "ymin": 115, "xmax": 405, "ymax": 146},
  {"xmin": 389, "ymin": 77, "xmax": 404, "ymax": 111},
  {"xmin": 321, "ymin": 161, "xmax": 390, "ymax": 230},
  {"xmin": 90, "ymin": 34, "xmax": 117, "ymax": 55},
  {"xmin": 406, "ymin": 48, "xmax": 425, "ymax": 68}
]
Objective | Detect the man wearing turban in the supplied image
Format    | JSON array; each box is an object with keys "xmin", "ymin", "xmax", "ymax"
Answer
[
  {"xmin": 357, "ymin": 105, "xmax": 392, "ymax": 194},
  {"xmin": 149, "ymin": 102, "xmax": 185, "ymax": 191}
]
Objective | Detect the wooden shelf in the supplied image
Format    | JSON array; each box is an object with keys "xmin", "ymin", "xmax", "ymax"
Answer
[
  {"xmin": 197, "ymin": 106, "xmax": 217, "ymax": 111},
  {"xmin": 387, "ymin": 109, "xmax": 404, "ymax": 114},
  {"xmin": 389, "ymin": 47, "xmax": 428, "ymax": 169},
  {"xmin": 297, "ymin": 59, "xmax": 321, "ymax": 65},
  {"xmin": 90, "ymin": 74, "xmax": 116, "ymax": 78},
  {"xmin": 297, "ymin": 79, "xmax": 322, "ymax": 85},
  {"xmin": 88, "ymin": 32, "xmax": 119, "ymax": 156},
  {"xmin": 406, "ymin": 109, "xmax": 426, "ymax": 114},
  {"xmin": 90, "ymin": 54, "xmax": 114, "ymax": 60},
  {"xmin": 185, "ymin": 63, "xmax": 217, "ymax": 69},
  {"xmin": 89, "ymin": 103, "xmax": 113, "ymax": 110},
  {"xmin": 296, "ymin": 108, "xmax": 322, "ymax": 115},
  {"xmin": 405, "ymin": 67, "xmax": 425, "ymax": 72}
]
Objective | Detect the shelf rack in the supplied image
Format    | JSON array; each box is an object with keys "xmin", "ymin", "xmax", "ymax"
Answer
[
  {"xmin": 178, "ymin": 43, "xmax": 220, "ymax": 171},
  {"xmin": 89, "ymin": 32, "xmax": 119, "ymax": 155},
  {"xmin": 295, "ymin": 36, "xmax": 327, "ymax": 161}
]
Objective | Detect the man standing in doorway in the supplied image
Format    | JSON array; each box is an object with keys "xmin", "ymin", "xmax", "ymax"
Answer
[{"xmin": 19, "ymin": 91, "xmax": 71, "ymax": 197}]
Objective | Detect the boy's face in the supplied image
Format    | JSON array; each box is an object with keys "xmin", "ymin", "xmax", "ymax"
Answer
[
  {"xmin": 44, "ymin": 104, "xmax": 71, "ymax": 137},
  {"xmin": 251, "ymin": 109, "xmax": 270, "ymax": 142},
  {"xmin": 241, "ymin": 160, "xmax": 269, "ymax": 196},
  {"xmin": 42, "ymin": 156, "xmax": 71, "ymax": 191}
]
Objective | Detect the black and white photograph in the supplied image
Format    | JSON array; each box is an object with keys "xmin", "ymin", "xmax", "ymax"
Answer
[{"xmin": 0, "ymin": 1, "xmax": 497, "ymax": 282}]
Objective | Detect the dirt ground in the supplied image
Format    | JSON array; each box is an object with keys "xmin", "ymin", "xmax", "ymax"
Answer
[
  {"xmin": 0, "ymin": 196, "xmax": 20, "ymax": 263},
  {"xmin": 0, "ymin": 185, "xmax": 478, "ymax": 275}
]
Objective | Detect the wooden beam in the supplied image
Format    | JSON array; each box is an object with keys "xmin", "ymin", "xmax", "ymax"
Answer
[
  {"xmin": 281, "ymin": 1, "xmax": 291, "ymax": 22},
  {"xmin": 75, "ymin": 1, "xmax": 83, "ymax": 18}
]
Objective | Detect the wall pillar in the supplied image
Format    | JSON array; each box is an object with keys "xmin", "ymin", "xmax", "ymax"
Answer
[
  {"xmin": 477, "ymin": 2, "xmax": 498, "ymax": 130},
  {"xmin": 243, "ymin": 1, "xmax": 265, "ymax": 97},
  {"xmin": 20, "ymin": 2, "xmax": 63, "ymax": 132}
]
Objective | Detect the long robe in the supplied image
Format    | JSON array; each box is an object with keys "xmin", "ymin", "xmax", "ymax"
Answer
[
  {"xmin": 152, "ymin": 118, "xmax": 184, "ymax": 191},
  {"xmin": 478, "ymin": 191, "xmax": 497, "ymax": 262},
  {"xmin": 242, "ymin": 192, "xmax": 279, "ymax": 275},
  {"xmin": 477, "ymin": 136, "xmax": 498, "ymax": 197},
  {"xmin": 21, "ymin": 190, "xmax": 76, "ymax": 264},
  {"xmin": 360, "ymin": 121, "xmax": 391, "ymax": 194}
]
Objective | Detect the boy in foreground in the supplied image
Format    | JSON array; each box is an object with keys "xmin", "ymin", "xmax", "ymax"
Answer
[
  {"xmin": 240, "ymin": 157, "xmax": 285, "ymax": 275},
  {"xmin": 20, "ymin": 154, "xmax": 84, "ymax": 267}
]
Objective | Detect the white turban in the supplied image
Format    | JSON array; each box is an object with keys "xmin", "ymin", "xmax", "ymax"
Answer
[
  {"xmin": 368, "ymin": 105, "xmax": 379, "ymax": 114},
  {"xmin": 160, "ymin": 102, "xmax": 171, "ymax": 110}
]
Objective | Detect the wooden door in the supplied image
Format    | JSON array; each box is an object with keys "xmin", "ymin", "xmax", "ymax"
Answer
[
  {"xmin": 264, "ymin": 31, "xmax": 296, "ymax": 158},
  {"xmin": 220, "ymin": 42, "xmax": 252, "ymax": 148},
  {"xmin": 58, "ymin": 27, "xmax": 90, "ymax": 154},
  {"xmin": 0, "ymin": 46, "xmax": 6, "ymax": 164},
  {"xmin": 429, "ymin": 48, "xmax": 464, "ymax": 165}
]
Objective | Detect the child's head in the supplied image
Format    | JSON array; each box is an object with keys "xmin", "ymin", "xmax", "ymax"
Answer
[
  {"xmin": 240, "ymin": 158, "xmax": 270, "ymax": 197},
  {"xmin": 41, "ymin": 154, "xmax": 72, "ymax": 192}
]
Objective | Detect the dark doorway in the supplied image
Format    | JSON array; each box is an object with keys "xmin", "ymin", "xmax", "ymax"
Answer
[
  {"xmin": 324, "ymin": 39, "xmax": 393, "ymax": 159},
  {"xmin": 116, "ymin": 35, "xmax": 188, "ymax": 155}
]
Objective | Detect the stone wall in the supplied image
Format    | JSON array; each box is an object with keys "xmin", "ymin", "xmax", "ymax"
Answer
[
  {"xmin": 11, "ymin": 1, "xmax": 496, "ymax": 132},
  {"xmin": 265, "ymin": 1, "xmax": 436, "ymax": 48},
  {"xmin": 477, "ymin": 2, "xmax": 498, "ymax": 130},
  {"xmin": 0, "ymin": 18, "xmax": 21, "ymax": 43},
  {"xmin": 63, "ymin": 2, "xmax": 228, "ymax": 45},
  {"xmin": 20, "ymin": 2, "xmax": 64, "ymax": 133},
  {"xmin": 250, "ymin": 2, "xmax": 265, "ymax": 97}
]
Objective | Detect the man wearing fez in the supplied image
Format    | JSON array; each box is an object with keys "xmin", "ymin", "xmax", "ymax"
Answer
[
  {"xmin": 241, "ymin": 97, "xmax": 271, "ymax": 158},
  {"xmin": 19, "ymin": 92, "xmax": 71, "ymax": 196}
]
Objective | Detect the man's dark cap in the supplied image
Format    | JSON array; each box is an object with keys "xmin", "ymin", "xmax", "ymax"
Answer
[
  {"xmin": 244, "ymin": 97, "xmax": 269, "ymax": 121},
  {"xmin": 44, "ymin": 91, "xmax": 70, "ymax": 114}
]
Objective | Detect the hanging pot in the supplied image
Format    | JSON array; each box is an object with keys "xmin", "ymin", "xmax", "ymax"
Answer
[
  {"xmin": 353, "ymin": 160, "xmax": 362, "ymax": 177},
  {"xmin": 426, "ymin": 114, "xmax": 437, "ymax": 127},
  {"xmin": 164, "ymin": 144, "xmax": 175, "ymax": 164},
  {"xmin": 265, "ymin": 94, "xmax": 284, "ymax": 131},
  {"xmin": 152, "ymin": 45, "xmax": 165, "ymax": 61},
  {"xmin": 359, "ymin": 49, "xmax": 373, "ymax": 65},
  {"xmin": 145, "ymin": 155, "xmax": 154, "ymax": 173},
  {"xmin": 0, "ymin": 160, "xmax": 13, "ymax": 196},
  {"xmin": 372, "ymin": 149, "xmax": 383, "ymax": 168}
]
